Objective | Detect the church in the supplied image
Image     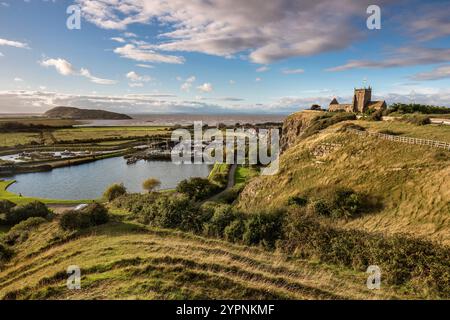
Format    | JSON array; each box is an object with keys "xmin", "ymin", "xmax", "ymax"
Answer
[{"xmin": 328, "ymin": 87, "xmax": 386, "ymax": 113}]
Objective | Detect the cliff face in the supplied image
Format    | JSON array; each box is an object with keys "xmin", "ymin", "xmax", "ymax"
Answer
[
  {"xmin": 280, "ymin": 111, "xmax": 321, "ymax": 151},
  {"xmin": 44, "ymin": 107, "xmax": 132, "ymax": 120}
]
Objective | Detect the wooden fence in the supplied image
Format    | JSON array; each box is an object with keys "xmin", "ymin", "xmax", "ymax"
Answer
[{"xmin": 347, "ymin": 129, "xmax": 450, "ymax": 151}]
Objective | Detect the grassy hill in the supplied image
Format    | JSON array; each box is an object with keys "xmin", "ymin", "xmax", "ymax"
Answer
[
  {"xmin": 238, "ymin": 112, "xmax": 450, "ymax": 244},
  {"xmin": 0, "ymin": 217, "xmax": 416, "ymax": 300},
  {"xmin": 44, "ymin": 107, "xmax": 132, "ymax": 120}
]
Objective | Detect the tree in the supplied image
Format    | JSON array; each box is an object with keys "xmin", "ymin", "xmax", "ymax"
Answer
[
  {"xmin": 103, "ymin": 183, "xmax": 127, "ymax": 202},
  {"xmin": 176, "ymin": 177, "xmax": 220, "ymax": 201},
  {"xmin": 142, "ymin": 178, "xmax": 161, "ymax": 193},
  {"xmin": 310, "ymin": 104, "xmax": 322, "ymax": 111}
]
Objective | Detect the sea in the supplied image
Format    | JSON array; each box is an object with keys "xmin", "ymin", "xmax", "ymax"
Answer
[{"xmin": 79, "ymin": 113, "xmax": 287, "ymax": 127}]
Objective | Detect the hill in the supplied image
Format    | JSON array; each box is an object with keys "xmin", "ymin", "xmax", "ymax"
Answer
[
  {"xmin": 238, "ymin": 111, "xmax": 450, "ymax": 244},
  {"xmin": 0, "ymin": 218, "xmax": 414, "ymax": 300},
  {"xmin": 44, "ymin": 107, "xmax": 132, "ymax": 120}
]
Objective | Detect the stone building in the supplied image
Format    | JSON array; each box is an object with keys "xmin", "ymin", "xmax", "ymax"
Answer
[{"xmin": 328, "ymin": 87, "xmax": 386, "ymax": 113}]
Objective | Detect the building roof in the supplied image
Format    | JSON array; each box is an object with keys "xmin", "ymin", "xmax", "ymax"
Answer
[{"xmin": 329, "ymin": 98, "xmax": 339, "ymax": 105}]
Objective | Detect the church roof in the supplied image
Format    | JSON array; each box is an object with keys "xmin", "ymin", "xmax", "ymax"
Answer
[{"xmin": 329, "ymin": 98, "xmax": 339, "ymax": 105}]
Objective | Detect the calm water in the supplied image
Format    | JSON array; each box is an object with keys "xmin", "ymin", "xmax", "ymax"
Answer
[{"xmin": 7, "ymin": 157, "xmax": 212, "ymax": 200}]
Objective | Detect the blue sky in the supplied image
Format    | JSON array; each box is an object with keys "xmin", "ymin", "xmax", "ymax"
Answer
[{"xmin": 0, "ymin": 0, "xmax": 449, "ymax": 114}]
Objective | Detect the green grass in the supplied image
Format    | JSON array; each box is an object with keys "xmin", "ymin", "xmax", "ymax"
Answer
[
  {"xmin": 0, "ymin": 132, "xmax": 41, "ymax": 147},
  {"xmin": 234, "ymin": 166, "xmax": 259, "ymax": 186},
  {"xmin": 208, "ymin": 163, "xmax": 230, "ymax": 188},
  {"xmin": 0, "ymin": 180, "xmax": 91, "ymax": 205},
  {"xmin": 0, "ymin": 219, "xmax": 414, "ymax": 300}
]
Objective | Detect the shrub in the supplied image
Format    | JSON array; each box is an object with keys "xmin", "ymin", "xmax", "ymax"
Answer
[
  {"xmin": 404, "ymin": 115, "xmax": 431, "ymax": 126},
  {"xmin": 0, "ymin": 243, "xmax": 13, "ymax": 263},
  {"xmin": 243, "ymin": 210, "xmax": 285, "ymax": 249},
  {"xmin": 138, "ymin": 196, "xmax": 202, "ymax": 232},
  {"xmin": 112, "ymin": 193, "xmax": 157, "ymax": 214},
  {"xmin": 176, "ymin": 177, "xmax": 220, "ymax": 201},
  {"xmin": 281, "ymin": 217, "xmax": 450, "ymax": 298},
  {"xmin": 204, "ymin": 205, "xmax": 236, "ymax": 237},
  {"xmin": 59, "ymin": 210, "xmax": 92, "ymax": 230},
  {"xmin": 59, "ymin": 203, "xmax": 109, "ymax": 231},
  {"xmin": 287, "ymin": 195, "xmax": 307, "ymax": 207},
  {"xmin": 142, "ymin": 178, "xmax": 161, "ymax": 193},
  {"xmin": 307, "ymin": 188, "xmax": 364, "ymax": 219},
  {"xmin": 5, "ymin": 201, "xmax": 52, "ymax": 226},
  {"xmin": 3, "ymin": 217, "xmax": 47, "ymax": 245},
  {"xmin": 216, "ymin": 185, "xmax": 244, "ymax": 204},
  {"xmin": 103, "ymin": 183, "xmax": 127, "ymax": 202},
  {"xmin": 85, "ymin": 203, "xmax": 109, "ymax": 225},
  {"xmin": 0, "ymin": 199, "xmax": 16, "ymax": 213},
  {"xmin": 224, "ymin": 219, "xmax": 245, "ymax": 243}
]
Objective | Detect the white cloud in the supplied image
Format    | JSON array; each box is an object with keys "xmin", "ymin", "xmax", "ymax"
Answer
[
  {"xmin": 255, "ymin": 77, "xmax": 261, "ymax": 82},
  {"xmin": 76, "ymin": 0, "xmax": 382, "ymax": 64},
  {"xmin": 327, "ymin": 47, "xmax": 450, "ymax": 72},
  {"xmin": 40, "ymin": 58, "xmax": 75, "ymax": 76},
  {"xmin": 111, "ymin": 37, "xmax": 126, "ymax": 43},
  {"xmin": 412, "ymin": 65, "xmax": 450, "ymax": 81},
  {"xmin": 197, "ymin": 83, "xmax": 213, "ymax": 93},
  {"xmin": 40, "ymin": 58, "xmax": 117, "ymax": 85},
  {"xmin": 0, "ymin": 52, "xmax": 4, "ymax": 57},
  {"xmin": 229, "ymin": 80, "xmax": 235, "ymax": 85},
  {"xmin": 126, "ymin": 71, "xmax": 152, "ymax": 82},
  {"xmin": 80, "ymin": 68, "xmax": 117, "ymax": 85},
  {"xmin": 113, "ymin": 44, "xmax": 184, "ymax": 64},
  {"xmin": 14, "ymin": 77, "xmax": 24, "ymax": 82},
  {"xmin": 180, "ymin": 76, "xmax": 196, "ymax": 92},
  {"xmin": 256, "ymin": 66, "xmax": 269, "ymax": 72},
  {"xmin": 136, "ymin": 64, "xmax": 153, "ymax": 69},
  {"xmin": 0, "ymin": 38, "xmax": 29, "ymax": 49},
  {"xmin": 282, "ymin": 68, "xmax": 304, "ymax": 74},
  {"xmin": 1, "ymin": 2, "xmax": 10, "ymax": 7}
]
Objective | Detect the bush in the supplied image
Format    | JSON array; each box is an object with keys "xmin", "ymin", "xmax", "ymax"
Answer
[
  {"xmin": 176, "ymin": 177, "xmax": 220, "ymax": 201},
  {"xmin": 307, "ymin": 188, "xmax": 364, "ymax": 219},
  {"xmin": 112, "ymin": 193, "xmax": 158, "ymax": 214},
  {"xmin": 405, "ymin": 115, "xmax": 431, "ymax": 126},
  {"xmin": 0, "ymin": 199, "xmax": 16, "ymax": 213},
  {"xmin": 59, "ymin": 203, "xmax": 109, "ymax": 231},
  {"xmin": 142, "ymin": 178, "xmax": 161, "ymax": 193},
  {"xmin": 243, "ymin": 210, "xmax": 285, "ymax": 249},
  {"xmin": 5, "ymin": 201, "xmax": 52, "ymax": 225},
  {"xmin": 287, "ymin": 195, "xmax": 307, "ymax": 207},
  {"xmin": 3, "ymin": 217, "xmax": 47, "ymax": 245},
  {"xmin": 138, "ymin": 196, "xmax": 202, "ymax": 232},
  {"xmin": 281, "ymin": 217, "xmax": 450, "ymax": 298},
  {"xmin": 203, "ymin": 205, "xmax": 236, "ymax": 237},
  {"xmin": 103, "ymin": 183, "xmax": 127, "ymax": 202},
  {"xmin": 224, "ymin": 219, "xmax": 245, "ymax": 243},
  {"xmin": 0, "ymin": 243, "xmax": 13, "ymax": 262},
  {"xmin": 387, "ymin": 103, "xmax": 450, "ymax": 115},
  {"xmin": 216, "ymin": 185, "xmax": 244, "ymax": 204}
]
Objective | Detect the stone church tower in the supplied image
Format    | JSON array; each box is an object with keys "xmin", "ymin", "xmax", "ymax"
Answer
[{"xmin": 352, "ymin": 87, "xmax": 372, "ymax": 113}]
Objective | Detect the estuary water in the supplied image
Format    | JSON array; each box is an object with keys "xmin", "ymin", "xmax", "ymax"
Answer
[{"xmin": 7, "ymin": 157, "xmax": 212, "ymax": 200}]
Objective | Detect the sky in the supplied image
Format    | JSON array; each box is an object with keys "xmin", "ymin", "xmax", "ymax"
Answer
[{"xmin": 0, "ymin": 0, "xmax": 449, "ymax": 114}]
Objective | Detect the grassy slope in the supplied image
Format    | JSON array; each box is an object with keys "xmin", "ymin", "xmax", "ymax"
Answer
[
  {"xmin": 0, "ymin": 219, "xmax": 414, "ymax": 300},
  {"xmin": 0, "ymin": 180, "xmax": 88, "ymax": 205},
  {"xmin": 238, "ymin": 116, "xmax": 450, "ymax": 244}
]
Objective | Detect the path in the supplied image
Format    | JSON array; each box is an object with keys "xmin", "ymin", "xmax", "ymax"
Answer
[{"xmin": 207, "ymin": 164, "xmax": 237, "ymax": 202}]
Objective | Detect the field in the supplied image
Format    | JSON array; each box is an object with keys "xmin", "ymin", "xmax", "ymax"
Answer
[
  {"xmin": 0, "ymin": 132, "xmax": 41, "ymax": 147},
  {"xmin": 52, "ymin": 126, "xmax": 170, "ymax": 142},
  {"xmin": 358, "ymin": 120, "xmax": 450, "ymax": 142},
  {"xmin": 0, "ymin": 217, "xmax": 414, "ymax": 300}
]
